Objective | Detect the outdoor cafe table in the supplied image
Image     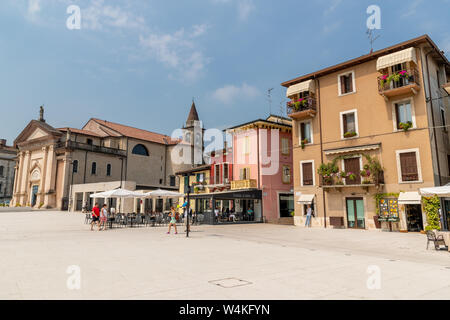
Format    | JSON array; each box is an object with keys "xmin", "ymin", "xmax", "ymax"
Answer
[{"xmin": 436, "ymin": 231, "xmax": 450, "ymax": 252}]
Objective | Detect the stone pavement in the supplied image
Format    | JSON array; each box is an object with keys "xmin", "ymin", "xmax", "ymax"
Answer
[{"xmin": 0, "ymin": 211, "xmax": 449, "ymax": 300}]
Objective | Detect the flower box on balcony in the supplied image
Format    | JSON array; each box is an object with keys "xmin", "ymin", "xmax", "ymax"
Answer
[{"xmin": 378, "ymin": 68, "xmax": 420, "ymax": 98}]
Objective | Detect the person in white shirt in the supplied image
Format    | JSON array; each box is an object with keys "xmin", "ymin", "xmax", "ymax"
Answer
[{"xmin": 305, "ymin": 205, "xmax": 312, "ymax": 228}]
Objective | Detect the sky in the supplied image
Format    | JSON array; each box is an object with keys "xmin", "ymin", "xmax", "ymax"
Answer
[{"xmin": 1, "ymin": 0, "xmax": 449, "ymax": 144}]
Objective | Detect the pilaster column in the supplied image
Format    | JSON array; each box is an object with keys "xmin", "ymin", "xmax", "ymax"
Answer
[
  {"xmin": 38, "ymin": 147, "xmax": 48, "ymax": 208},
  {"xmin": 141, "ymin": 199, "xmax": 146, "ymax": 214},
  {"xmin": 44, "ymin": 145, "xmax": 55, "ymax": 207},
  {"xmin": 20, "ymin": 151, "xmax": 31, "ymax": 206}
]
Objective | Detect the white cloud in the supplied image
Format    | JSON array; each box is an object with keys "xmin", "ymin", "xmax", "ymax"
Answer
[
  {"xmin": 82, "ymin": 0, "xmax": 146, "ymax": 30},
  {"xmin": 212, "ymin": 83, "xmax": 260, "ymax": 104},
  {"xmin": 139, "ymin": 26, "xmax": 210, "ymax": 82},
  {"xmin": 323, "ymin": 0, "xmax": 342, "ymax": 16},
  {"xmin": 322, "ymin": 21, "xmax": 341, "ymax": 35},
  {"xmin": 237, "ymin": 0, "xmax": 255, "ymax": 21},
  {"xmin": 212, "ymin": 0, "xmax": 255, "ymax": 21},
  {"xmin": 401, "ymin": 0, "xmax": 423, "ymax": 18},
  {"xmin": 28, "ymin": 0, "xmax": 41, "ymax": 15}
]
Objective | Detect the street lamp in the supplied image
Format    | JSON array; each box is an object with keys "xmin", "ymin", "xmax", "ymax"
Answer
[
  {"xmin": 182, "ymin": 172, "xmax": 195, "ymax": 238},
  {"xmin": 68, "ymin": 160, "xmax": 75, "ymax": 213}
]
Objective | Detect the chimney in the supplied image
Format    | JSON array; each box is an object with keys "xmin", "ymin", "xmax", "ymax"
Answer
[{"xmin": 0, "ymin": 139, "xmax": 6, "ymax": 147}]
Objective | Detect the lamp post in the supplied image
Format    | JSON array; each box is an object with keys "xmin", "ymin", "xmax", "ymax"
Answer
[
  {"xmin": 68, "ymin": 160, "xmax": 75, "ymax": 213},
  {"xmin": 182, "ymin": 172, "xmax": 195, "ymax": 238}
]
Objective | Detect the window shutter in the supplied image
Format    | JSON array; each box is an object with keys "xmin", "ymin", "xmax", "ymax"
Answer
[
  {"xmin": 343, "ymin": 114, "xmax": 348, "ymax": 134},
  {"xmin": 395, "ymin": 104, "xmax": 401, "ymax": 128},
  {"xmin": 300, "ymin": 123, "xmax": 305, "ymax": 141},
  {"xmin": 340, "ymin": 76, "xmax": 346, "ymax": 94},
  {"xmin": 302, "ymin": 163, "xmax": 313, "ymax": 186},
  {"xmin": 348, "ymin": 73, "xmax": 353, "ymax": 92},
  {"xmin": 400, "ymin": 152, "xmax": 418, "ymax": 181}
]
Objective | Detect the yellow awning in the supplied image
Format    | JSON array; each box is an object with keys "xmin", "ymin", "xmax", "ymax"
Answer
[
  {"xmin": 398, "ymin": 192, "xmax": 421, "ymax": 205},
  {"xmin": 297, "ymin": 194, "xmax": 315, "ymax": 204},
  {"xmin": 286, "ymin": 80, "xmax": 315, "ymax": 97},
  {"xmin": 376, "ymin": 47, "xmax": 417, "ymax": 71}
]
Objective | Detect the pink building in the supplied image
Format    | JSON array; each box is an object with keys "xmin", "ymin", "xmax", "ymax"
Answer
[{"xmin": 227, "ymin": 115, "xmax": 294, "ymax": 223}]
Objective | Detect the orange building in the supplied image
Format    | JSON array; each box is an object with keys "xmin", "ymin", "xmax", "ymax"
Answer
[{"xmin": 282, "ymin": 35, "xmax": 450, "ymax": 232}]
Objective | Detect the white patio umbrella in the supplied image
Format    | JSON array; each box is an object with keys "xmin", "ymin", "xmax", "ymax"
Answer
[
  {"xmin": 420, "ymin": 183, "xmax": 450, "ymax": 198},
  {"xmin": 89, "ymin": 188, "xmax": 143, "ymax": 199},
  {"xmin": 143, "ymin": 189, "xmax": 184, "ymax": 198},
  {"xmin": 89, "ymin": 188, "xmax": 144, "ymax": 213}
]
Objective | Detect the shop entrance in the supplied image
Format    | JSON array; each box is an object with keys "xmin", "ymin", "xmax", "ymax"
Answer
[
  {"xmin": 279, "ymin": 194, "xmax": 294, "ymax": 218},
  {"xmin": 405, "ymin": 204, "xmax": 423, "ymax": 232},
  {"xmin": 346, "ymin": 198, "xmax": 365, "ymax": 229}
]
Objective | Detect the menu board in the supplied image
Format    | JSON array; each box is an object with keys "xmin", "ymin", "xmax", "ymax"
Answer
[{"xmin": 379, "ymin": 198, "xmax": 398, "ymax": 217}]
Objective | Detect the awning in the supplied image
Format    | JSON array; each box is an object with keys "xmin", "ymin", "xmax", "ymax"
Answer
[
  {"xmin": 376, "ymin": 47, "xmax": 417, "ymax": 71},
  {"xmin": 420, "ymin": 184, "xmax": 450, "ymax": 198},
  {"xmin": 398, "ymin": 192, "xmax": 421, "ymax": 205},
  {"xmin": 324, "ymin": 143, "xmax": 381, "ymax": 156},
  {"xmin": 286, "ymin": 80, "xmax": 315, "ymax": 97},
  {"xmin": 297, "ymin": 194, "xmax": 315, "ymax": 204}
]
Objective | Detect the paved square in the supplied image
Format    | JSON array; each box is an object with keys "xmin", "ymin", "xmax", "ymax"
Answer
[{"xmin": 0, "ymin": 210, "xmax": 449, "ymax": 300}]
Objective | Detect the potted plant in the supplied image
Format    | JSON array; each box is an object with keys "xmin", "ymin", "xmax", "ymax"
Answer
[
  {"xmin": 347, "ymin": 172, "xmax": 356, "ymax": 181},
  {"xmin": 301, "ymin": 139, "xmax": 309, "ymax": 149},
  {"xmin": 398, "ymin": 121, "xmax": 413, "ymax": 132},
  {"xmin": 344, "ymin": 131, "xmax": 357, "ymax": 138},
  {"xmin": 362, "ymin": 179, "xmax": 372, "ymax": 185}
]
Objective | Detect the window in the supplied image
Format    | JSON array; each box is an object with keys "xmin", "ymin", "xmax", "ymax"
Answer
[
  {"xmin": 0, "ymin": 166, "xmax": 3, "ymax": 177},
  {"xmin": 281, "ymin": 137, "xmax": 290, "ymax": 155},
  {"xmin": 282, "ymin": 165, "xmax": 291, "ymax": 184},
  {"xmin": 448, "ymin": 155, "xmax": 450, "ymax": 177},
  {"xmin": 170, "ymin": 176, "xmax": 176, "ymax": 187},
  {"xmin": 240, "ymin": 168, "xmax": 250, "ymax": 180},
  {"xmin": 223, "ymin": 163, "xmax": 229, "ymax": 182},
  {"xmin": 195, "ymin": 133, "xmax": 202, "ymax": 146},
  {"xmin": 132, "ymin": 144, "xmax": 149, "ymax": 156},
  {"xmin": 341, "ymin": 110, "xmax": 358, "ymax": 138},
  {"xmin": 91, "ymin": 162, "xmax": 97, "ymax": 175},
  {"xmin": 72, "ymin": 160, "xmax": 78, "ymax": 173},
  {"xmin": 243, "ymin": 136, "xmax": 250, "ymax": 154},
  {"xmin": 196, "ymin": 173, "xmax": 205, "ymax": 183},
  {"xmin": 87, "ymin": 139, "xmax": 93, "ymax": 145},
  {"xmin": 215, "ymin": 165, "xmax": 221, "ymax": 184},
  {"xmin": 300, "ymin": 121, "xmax": 312, "ymax": 144},
  {"xmin": 394, "ymin": 101, "xmax": 413, "ymax": 130},
  {"xmin": 338, "ymin": 71, "xmax": 355, "ymax": 95},
  {"xmin": 106, "ymin": 164, "xmax": 111, "ymax": 176},
  {"xmin": 399, "ymin": 152, "xmax": 419, "ymax": 182},
  {"xmin": 185, "ymin": 132, "xmax": 191, "ymax": 143},
  {"xmin": 159, "ymin": 179, "xmax": 163, "ymax": 184},
  {"xmin": 301, "ymin": 162, "xmax": 314, "ymax": 186}
]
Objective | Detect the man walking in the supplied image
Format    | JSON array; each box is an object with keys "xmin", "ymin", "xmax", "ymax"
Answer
[{"xmin": 91, "ymin": 203, "xmax": 101, "ymax": 231}]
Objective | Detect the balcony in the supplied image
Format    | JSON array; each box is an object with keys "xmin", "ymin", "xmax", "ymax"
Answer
[
  {"xmin": 231, "ymin": 179, "xmax": 257, "ymax": 190},
  {"xmin": 286, "ymin": 97, "xmax": 317, "ymax": 120},
  {"xmin": 58, "ymin": 141, "xmax": 127, "ymax": 157},
  {"xmin": 378, "ymin": 68, "xmax": 420, "ymax": 99},
  {"xmin": 320, "ymin": 171, "xmax": 385, "ymax": 191}
]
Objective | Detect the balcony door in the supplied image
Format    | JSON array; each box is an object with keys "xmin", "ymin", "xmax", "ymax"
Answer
[
  {"xmin": 344, "ymin": 157, "xmax": 361, "ymax": 185},
  {"xmin": 346, "ymin": 198, "xmax": 365, "ymax": 229}
]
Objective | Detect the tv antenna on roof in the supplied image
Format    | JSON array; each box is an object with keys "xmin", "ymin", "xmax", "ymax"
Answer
[
  {"xmin": 267, "ymin": 88, "xmax": 274, "ymax": 115},
  {"xmin": 366, "ymin": 28, "xmax": 380, "ymax": 54}
]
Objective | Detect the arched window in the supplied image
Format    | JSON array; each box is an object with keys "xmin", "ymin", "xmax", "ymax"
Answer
[
  {"xmin": 0, "ymin": 166, "xmax": 3, "ymax": 177},
  {"xmin": 106, "ymin": 164, "xmax": 112, "ymax": 176},
  {"xmin": 72, "ymin": 160, "xmax": 78, "ymax": 173},
  {"xmin": 132, "ymin": 144, "xmax": 149, "ymax": 156},
  {"xmin": 91, "ymin": 162, "xmax": 97, "ymax": 175}
]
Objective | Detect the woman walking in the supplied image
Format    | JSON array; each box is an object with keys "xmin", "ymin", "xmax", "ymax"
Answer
[
  {"xmin": 167, "ymin": 206, "xmax": 178, "ymax": 235},
  {"xmin": 100, "ymin": 204, "xmax": 108, "ymax": 231},
  {"xmin": 305, "ymin": 205, "xmax": 312, "ymax": 228}
]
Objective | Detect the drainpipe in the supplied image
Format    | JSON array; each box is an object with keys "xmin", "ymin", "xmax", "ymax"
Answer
[
  {"xmin": 424, "ymin": 49, "xmax": 442, "ymax": 186},
  {"xmin": 316, "ymin": 77, "xmax": 327, "ymax": 228}
]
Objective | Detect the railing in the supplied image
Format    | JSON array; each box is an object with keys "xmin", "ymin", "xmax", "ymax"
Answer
[
  {"xmin": 378, "ymin": 68, "xmax": 420, "ymax": 94},
  {"xmin": 319, "ymin": 171, "xmax": 385, "ymax": 187},
  {"xmin": 231, "ymin": 179, "xmax": 257, "ymax": 190},
  {"xmin": 286, "ymin": 97, "xmax": 317, "ymax": 116},
  {"xmin": 57, "ymin": 141, "xmax": 127, "ymax": 156}
]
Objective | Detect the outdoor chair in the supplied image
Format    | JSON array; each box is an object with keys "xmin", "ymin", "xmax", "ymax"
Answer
[
  {"xmin": 426, "ymin": 230, "xmax": 448, "ymax": 250},
  {"xmin": 197, "ymin": 214, "xmax": 204, "ymax": 225},
  {"xmin": 114, "ymin": 215, "xmax": 121, "ymax": 227},
  {"xmin": 84, "ymin": 213, "xmax": 91, "ymax": 224}
]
